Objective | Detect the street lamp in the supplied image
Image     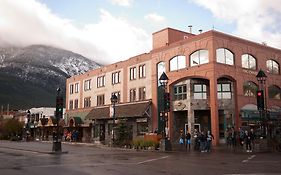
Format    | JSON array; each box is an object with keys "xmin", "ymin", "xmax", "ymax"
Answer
[
  {"xmin": 159, "ymin": 72, "xmax": 171, "ymax": 151},
  {"xmin": 26, "ymin": 110, "xmax": 31, "ymax": 141},
  {"xmin": 52, "ymin": 87, "xmax": 62, "ymax": 152},
  {"xmin": 110, "ymin": 94, "xmax": 118, "ymax": 145},
  {"xmin": 256, "ymin": 69, "xmax": 267, "ymax": 138}
]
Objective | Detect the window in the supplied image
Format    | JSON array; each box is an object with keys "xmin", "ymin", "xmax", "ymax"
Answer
[
  {"xmin": 241, "ymin": 54, "xmax": 256, "ymax": 70},
  {"xmin": 74, "ymin": 83, "xmax": 79, "ymax": 93},
  {"xmin": 268, "ymin": 85, "xmax": 281, "ymax": 99},
  {"xmin": 169, "ymin": 55, "xmax": 186, "ymax": 71},
  {"xmin": 70, "ymin": 84, "xmax": 74, "ymax": 94},
  {"xmin": 157, "ymin": 62, "xmax": 166, "ymax": 86},
  {"xmin": 216, "ymin": 48, "xmax": 234, "ymax": 65},
  {"xmin": 130, "ymin": 67, "xmax": 137, "ymax": 80},
  {"xmin": 139, "ymin": 87, "xmax": 146, "ymax": 101},
  {"xmin": 139, "ymin": 64, "xmax": 146, "ymax": 78},
  {"xmin": 190, "ymin": 50, "xmax": 209, "ymax": 67},
  {"xmin": 84, "ymin": 79, "xmax": 91, "ymax": 91},
  {"xmin": 217, "ymin": 83, "xmax": 231, "ymax": 99},
  {"xmin": 112, "ymin": 91, "xmax": 121, "ymax": 103},
  {"xmin": 69, "ymin": 100, "xmax": 73, "ymax": 110},
  {"xmin": 97, "ymin": 94, "xmax": 105, "ymax": 106},
  {"xmin": 84, "ymin": 97, "xmax": 91, "ymax": 108},
  {"xmin": 137, "ymin": 122, "xmax": 148, "ymax": 135},
  {"xmin": 173, "ymin": 85, "xmax": 187, "ymax": 100},
  {"xmin": 74, "ymin": 99, "xmax": 79, "ymax": 109},
  {"xmin": 266, "ymin": 59, "xmax": 279, "ymax": 74},
  {"xmin": 112, "ymin": 71, "xmax": 121, "ymax": 84},
  {"xmin": 194, "ymin": 84, "xmax": 207, "ymax": 99},
  {"xmin": 97, "ymin": 76, "xmax": 105, "ymax": 88},
  {"xmin": 129, "ymin": 88, "xmax": 137, "ymax": 102},
  {"xmin": 243, "ymin": 81, "xmax": 258, "ymax": 97}
]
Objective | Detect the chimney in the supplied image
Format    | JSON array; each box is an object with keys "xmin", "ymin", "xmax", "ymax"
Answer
[
  {"xmin": 188, "ymin": 25, "xmax": 192, "ymax": 34},
  {"xmin": 198, "ymin": 29, "xmax": 203, "ymax": 34}
]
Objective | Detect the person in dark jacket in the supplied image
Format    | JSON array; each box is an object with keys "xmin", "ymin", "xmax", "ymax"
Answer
[
  {"xmin": 206, "ymin": 130, "xmax": 214, "ymax": 152},
  {"xmin": 185, "ymin": 131, "xmax": 191, "ymax": 150},
  {"xmin": 244, "ymin": 130, "xmax": 253, "ymax": 152},
  {"xmin": 199, "ymin": 131, "xmax": 207, "ymax": 152}
]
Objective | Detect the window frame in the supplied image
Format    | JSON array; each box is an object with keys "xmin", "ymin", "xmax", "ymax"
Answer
[
  {"xmin": 129, "ymin": 88, "xmax": 137, "ymax": 102},
  {"xmin": 74, "ymin": 83, "xmax": 79, "ymax": 93},
  {"xmin": 69, "ymin": 84, "xmax": 74, "ymax": 94},
  {"xmin": 216, "ymin": 48, "xmax": 234, "ymax": 65},
  {"xmin": 193, "ymin": 84, "xmax": 207, "ymax": 99},
  {"xmin": 84, "ymin": 79, "xmax": 91, "ymax": 91},
  {"xmin": 266, "ymin": 59, "xmax": 279, "ymax": 74},
  {"xmin": 139, "ymin": 87, "xmax": 146, "ymax": 101},
  {"xmin": 139, "ymin": 64, "xmax": 146, "ymax": 78},
  {"xmin": 241, "ymin": 54, "xmax": 256, "ymax": 70},
  {"xmin": 69, "ymin": 100, "xmax": 73, "ymax": 110},
  {"xmin": 84, "ymin": 97, "xmax": 91, "ymax": 108},
  {"xmin": 173, "ymin": 84, "xmax": 187, "ymax": 100},
  {"xmin": 97, "ymin": 94, "xmax": 105, "ymax": 106},
  {"xmin": 217, "ymin": 83, "xmax": 232, "ymax": 99},
  {"xmin": 97, "ymin": 75, "xmax": 105, "ymax": 88},
  {"xmin": 169, "ymin": 55, "xmax": 186, "ymax": 71},
  {"xmin": 112, "ymin": 71, "xmax": 121, "ymax": 85},
  {"xmin": 129, "ymin": 67, "xmax": 137, "ymax": 80},
  {"xmin": 74, "ymin": 99, "xmax": 79, "ymax": 109},
  {"xmin": 190, "ymin": 49, "xmax": 209, "ymax": 67}
]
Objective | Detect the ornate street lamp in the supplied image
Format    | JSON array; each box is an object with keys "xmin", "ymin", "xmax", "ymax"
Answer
[
  {"xmin": 110, "ymin": 94, "xmax": 118, "ymax": 145},
  {"xmin": 52, "ymin": 87, "xmax": 63, "ymax": 152},
  {"xmin": 158, "ymin": 72, "xmax": 171, "ymax": 151},
  {"xmin": 256, "ymin": 69, "xmax": 267, "ymax": 138}
]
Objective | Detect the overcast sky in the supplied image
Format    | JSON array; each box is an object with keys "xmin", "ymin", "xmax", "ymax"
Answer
[{"xmin": 0, "ymin": 0, "xmax": 280, "ymax": 65}]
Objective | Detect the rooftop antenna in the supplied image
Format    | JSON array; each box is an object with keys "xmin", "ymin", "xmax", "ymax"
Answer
[
  {"xmin": 188, "ymin": 25, "xmax": 192, "ymax": 34},
  {"xmin": 199, "ymin": 29, "xmax": 203, "ymax": 34}
]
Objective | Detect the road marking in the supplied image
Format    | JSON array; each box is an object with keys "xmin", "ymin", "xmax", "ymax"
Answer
[
  {"xmin": 242, "ymin": 155, "xmax": 256, "ymax": 163},
  {"xmin": 136, "ymin": 156, "xmax": 169, "ymax": 165}
]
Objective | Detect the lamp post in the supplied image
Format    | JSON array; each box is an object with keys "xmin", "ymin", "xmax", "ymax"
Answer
[
  {"xmin": 159, "ymin": 72, "xmax": 171, "ymax": 151},
  {"xmin": 110, "ymin": 94, "xmax": 118, "ymax": 146},
  {"xmin": 256, "ymin": 69, "xmax": 267, "ymax": 138},
  {"xmin": 52, "ymin": 87, "xmax": 62, "ymax": 152},
  {"xmin": 26, "ymin": 110, "xmax": 31, "ymax": 141}
]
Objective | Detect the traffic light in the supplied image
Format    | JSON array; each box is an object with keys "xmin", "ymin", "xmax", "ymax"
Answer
[
  {"xmin": 256, "ymin": 90, "xmax": 264, "ymax": 110},
  {"xmin": 56, "ymin": 96, "xmax": 64, "ymax": 118},
  {"xmin": 164, "ymin": 92, "xmax": 170, "ymax": 112}
]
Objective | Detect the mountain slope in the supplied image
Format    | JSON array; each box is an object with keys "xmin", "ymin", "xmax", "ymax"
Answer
[{"xmin": 0, "ymin": 45, "xmax": 100, "ymax": 110}]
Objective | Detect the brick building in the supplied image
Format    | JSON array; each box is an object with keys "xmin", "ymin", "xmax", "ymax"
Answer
[{"xmin": 65, "ymin": 27, "xmax": 281, "ymax": 146}]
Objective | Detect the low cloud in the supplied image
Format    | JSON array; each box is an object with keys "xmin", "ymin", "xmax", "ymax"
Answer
[
  {"xmin": 191, "ymin": 0, "xmax": 281, "ymax": 49},
  {"xmin": 110, "ymin": 0, "xmax": 133, "ymax": 7},
  {"xmin": 145, "ymin": 13, "xmax": 166, "ymax": 23},
  {"xmin": 0, "ymin": 0, "xmax": 150, "ymax": 64}
]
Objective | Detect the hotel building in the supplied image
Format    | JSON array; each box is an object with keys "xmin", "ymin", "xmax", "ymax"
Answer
[{"xmin": 65, "ymin": 27, "xmax": 281, "ymax": 146}]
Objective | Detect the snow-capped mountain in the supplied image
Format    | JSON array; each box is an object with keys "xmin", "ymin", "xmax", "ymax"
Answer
[{"xmin": 0, "ymin": 45, "xmax": 100, "ymax": 109}]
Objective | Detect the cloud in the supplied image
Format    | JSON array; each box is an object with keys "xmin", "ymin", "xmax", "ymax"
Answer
[
  {"xmin": 0, "ymin": 0, "xmax": 150, "ymax": 64},
  {"xmin": 111, "ymin": 0, "xmax": 133, "ymax": 7},
  {"xmin": 191, "ymin": 0, "xmax": 281, "ymax": 49},
  {"xmin": 145, "ymin": 13, "xmax": 166, "ymax": 23}
]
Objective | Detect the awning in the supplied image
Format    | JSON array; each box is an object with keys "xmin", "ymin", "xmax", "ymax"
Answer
[
  {"xmin": 240, "ymin": 104, "xmax": 281, "ymax": 120},
  {"xmin": 85, "ymin": 100, "xmax": 151, "ymax": 120}
]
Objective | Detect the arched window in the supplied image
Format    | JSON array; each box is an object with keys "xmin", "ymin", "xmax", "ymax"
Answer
[
  {"xmin": 243, "ymin": 81, "xmax": 258, "ymax": 97},
  {"xmin": 241, "ymin": 54, "xmax": 256, "ymax": 70},
  {"xmin": 216, "ymin": 48, "xmax": 234, "ymax": 65},
  {"xmin": 190, "ymin": 49, "xmax": 209, "ymax": 67},
  {"xmin": 169, "ymin": 55, "xmax": 186, "ymax": 71},
  {"xmin": 157, "ymin": 62, "xmax": 165, "ymax": 86},
  {"xmin": 266, "ymin": 59, "xmax": 279, "ymax": 74},
  {"xmin": 268, "ymin": 85, "xmax": 281, "ymax": 99}
]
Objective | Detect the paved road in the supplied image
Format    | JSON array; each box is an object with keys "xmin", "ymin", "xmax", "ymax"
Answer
[{"xmin": 0, "ymin": 141, "xmax": 281, "ymax": 175}]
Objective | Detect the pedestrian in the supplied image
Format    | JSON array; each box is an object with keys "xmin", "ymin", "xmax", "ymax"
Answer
[
  {"xmin": 231, "ymin": 127, "xmax": 237, "ymax": 148},
  {"xmin": 249, "ymin": 128, "xmax": 255, "ymax": 150},
  {"xmin": 185, "ymin": 131, "xmax": 191, "ymax": 150},
  {"xmin": 244, "ymin": 130, "xmax": 252, "ymax": 152},
  {"xmin": 179, "ymin": 132, "xmax": 185, "ymax": 150},
  {"xmin": 199, "ymin": 131, "xmax": 207, "ymax": 152},
  {"xmin": 239, "ymin": 127, "xmax": 245, "ymax": 147},
  {"xmin": 205, "ymin": 130, "xmax": 214, "ymax": 152},
  {"xmin": 193, "ymin": 129, "xmax": 200, "ymax": 151}
]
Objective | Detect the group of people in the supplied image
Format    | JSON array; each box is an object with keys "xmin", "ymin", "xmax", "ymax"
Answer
[
  {"xmin": 179, "ymin": 129, "xmax": 214, "ymax": 152},
  {"xmin": 64, "ymin": 130, "xmax": 79, "ymax": 142},
  {"xmin": 225, "ymin": 127, "xmax": 255, "ymax": 152}
]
